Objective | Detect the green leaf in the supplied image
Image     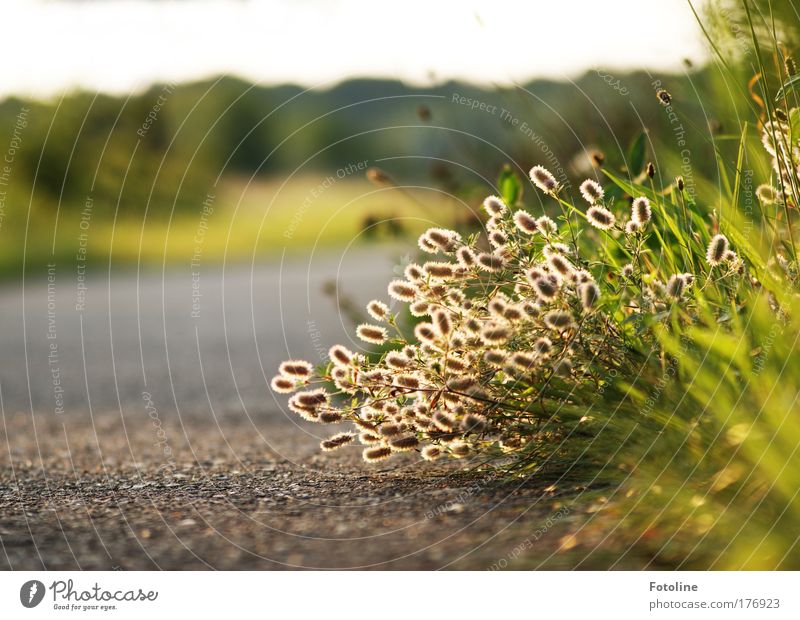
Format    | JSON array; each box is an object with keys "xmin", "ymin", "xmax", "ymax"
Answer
[
  {"xmin": 627, "ymin": 131, "xmax": 647, "ymax": 177},
  {"xmin": 498, "ymin": 165, "xmax": 523, "ymax": 206},
  {"xmin": 775, "ymin": 73, "xmax": 800, "ymax": 102}
]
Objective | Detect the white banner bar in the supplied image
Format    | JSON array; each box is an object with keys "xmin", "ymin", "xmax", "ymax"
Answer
[{"xmin": 1, "ymin": 571, "xmax": 797, "ymax": 618}]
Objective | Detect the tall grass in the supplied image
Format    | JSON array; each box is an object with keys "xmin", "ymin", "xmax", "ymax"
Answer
[{"xmin": 269, "ymin": 0, "xmax": 800, "ymax": 568}]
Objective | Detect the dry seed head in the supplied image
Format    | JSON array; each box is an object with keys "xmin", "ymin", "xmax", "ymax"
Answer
[
  {"xmin": 547, "ymin": 254, "xmax": 574, "ymax": 277},
  {"xmin": 271, "ymin": 376, "xmax": 296, "ymax": 394},
  {"xmin": 388, "ymin": 279, "xmax": 418, "ymax": 302},
  {"xmin": 328, "ymin": 344, "xmax": 354, "ymax": 367},
  {"xmin": 503, "ymin": 304, "xmax": 524, "ymax": 322},
  {"xmin": 511, "ymin": 352, "xmax": 538, "ymax": 370},
  {"xmin": 535, "ymin": 216, "xmax": 558, "ymax": 236},
  {"xmin": 533, "ymin": 336, "xmax": 552, "ymax": 355},
  {"xmin": 631, "ymin": 197, "xmax": 651, "ymax": 225},
  {"xmin": 522, "ymin": 301, "xmax": 541, "ymax": 317},
  {"xmin": 786, "ymin": 55, "xmax": 798, "ymax": 77},
  {"xmin": 320, "ymin": 432, "xmax": 355, "ymax": 451},
  {"xmin": 279, "ymin": 360, "xmax": 314, "ymax": 379},
  {"xmin": 363, "ymin": 446, "xmax": 392, "ymax": 462},
  {"xmin": 484, "ymin": 349, "xmax": 508, "ymax": 366},
  {"xmin": 447, "ymin": 289, "xmax": 465, "ymax": 305},
  {"xmin": 544, "ymin": 310, "xmax": 574, "ymax": 330},
  {"xmin": 666, "ymin": 274, "xmax": 686, "ymax": 299},
  {"xmin": 656, "ymin": 88, "xmax": 672, "ymax": 105},
  {"xmin": 409, "ymin": 300, "xmax": 430, "ymax": 317},
  {"xmin": 477, "ymin": 252, "xmax": 506, "ymax": 272},
  {"xmin": 574, "ymin": 269, "xmax": 593, "ymax": 284},
  {"xmin": 425, "ymin": 227, "xmax": 460, "ymax": 252},
  {"xmin": 579, "ymin": 179, "xmax": 604, "ymax": 204},
  {"xmin": 420, "ymin": 343, "xmax": 440, "ymax": 356},
  {"xmin": 450, "ymin": 442, "xmax": 471, "ymax": 458},
  {"xmin": 625, "ymin": 220, "xmax": 640, "ymax": 235},
  {"xmin": 530, "ymin": 165, "xmax": 558, "ymax": 193},
  {"xmin": 352, "ymin": 416, "xmax": 378, "ymax": 431},
  {"xmin": 461, "ymin": 413, "xmax": 487, "ymax": 433},
  {"xmin": 445, "ymin": 356, "xmax": 468, "ymax": 373},
  {"xmin": 483, "ymin": 195, "xmax": 507, "ymax": 216},
  {"xmin": 418, "ymin": 234, "xmax": 438, "ymax": 253},
  {"xmin": 579, "ymin": 281, "xmax": 600, "ymax": 311},
  {"xmin": 404, "ymin": 263, "xmax": 425, "ymax": 282},
  {"xmin": 587, "ymin": 205, "xmax": 616, "ymax": 230},
  {"xmin": 389, "ymin": 435, "xmax": 420, "ymax": 451},
  {"xmin": 287, "ymin": 396, "xmax": 319, "ymax": 421},
  {"xmin": 394, "ymin": 374, "xmax": 421, "ymax": 390},
  {"xmin": 433, "ymin": 411, "xmax": 456, "ymax": 432},
  {"xmin": 488, "ymin": 296, "xmax": 507, "ymax": 318},
  {"xmin": 385, "ymin": 351, "xmax": 410, "ymax": 369},
  {"xmin": 756, "ymin": 184, "xmax": 780, "ymax": 205},
  {"xmin": 532, "ymin": 275, "xmax": 560, "ymax": 301},
  {"xmin": 480, "ymin": 322, "xmax": 510, "ymax": 344},
  {"xmin": 432, "ymin": 309, "xmax": 452, "ymax": 337},
  {"xmin": 421, "ymin": 445, "xmax": 442, "ymax": 461},
  {"xmin": 621, "ymin": 263, "xmax": 634, "ymax": 278},
  {"xmin": 295, "ymin": 388, "xmax": 329, "ymax": 408},
  {"xmin": 446, "ymin": 375, "xmax": 477, "ymax": 392},
  {"xmin": 456, "ymin": 246, "xmax": 476, "ymax": 267},
  {"xmin": 359, "ymin": 431, "xmax": 382, "ymax": 445},
  {"xmin": 414, "ymin": 322, "xmax": 437, "ymax": 343},
  {"xmin": 513, "ymin": 210, "xmax": 538, "ymax": 234},
  {"xmin": 367, "ymin": 300, "xmax": 390, "ymax": 321},
  {"xmin": 706, "ymin": 234, "xmax": 729, "ymax": 266},
  {"xmin": 424, "ymin": 261, "xmax": 455, "ymax": 279},
  {"xmin": 319, "ymin": 410, "xmax": 343, "ymax": 424},
  {"xmin": 464, "ymin": 317, "xmax": 482, "ymax": 335},
  {"xmin": 489, "ymin": 230, "xmax": 508, "ymax": 248},
  {"xmin": 379, "ymin": 423, "xmax": 402, "ymax": 437},
  {"xmin": 356, "ymin": 323, "xmax": 388, "ymax": 344}
]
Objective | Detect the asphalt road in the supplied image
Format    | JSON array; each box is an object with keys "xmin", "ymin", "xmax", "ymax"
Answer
[{"xmin": 0, "ymin": 249, "xmax": 617, "ymax": 570}]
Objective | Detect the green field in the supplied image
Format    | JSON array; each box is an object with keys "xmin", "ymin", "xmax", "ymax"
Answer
[{"xmin": 0, "ymin": 174, "xmax": 463, "ymax": 278}]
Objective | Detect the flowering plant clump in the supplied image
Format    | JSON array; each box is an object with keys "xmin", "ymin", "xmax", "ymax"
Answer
[{"xmin": 272, "ymin": 158, "xmax": 751, "ymax": 464}]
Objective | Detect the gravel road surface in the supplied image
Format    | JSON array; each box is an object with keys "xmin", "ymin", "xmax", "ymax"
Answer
[{"xmin": 0, "ymin": 250, "xmax": 621, "ymax": 570}]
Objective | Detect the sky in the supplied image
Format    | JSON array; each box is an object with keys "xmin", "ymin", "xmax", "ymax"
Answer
[{"xmin": 4, "ymin": 0, "xmax": 708, "ymax": 97}]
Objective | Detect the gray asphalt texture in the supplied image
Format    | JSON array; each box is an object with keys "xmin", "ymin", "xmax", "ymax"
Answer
[{"xmin": 0, "ymin": 249, "xmax": 611, "ymax": 570}]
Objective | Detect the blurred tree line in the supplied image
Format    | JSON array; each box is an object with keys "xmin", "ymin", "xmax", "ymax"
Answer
[{"xmin": 0, "ymin": 66, "xmax": 763, "ymax": 221}]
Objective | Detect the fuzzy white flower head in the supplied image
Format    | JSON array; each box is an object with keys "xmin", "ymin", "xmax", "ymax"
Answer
[
  {"xmin": 513, "ymin": 210, "xmax": 538, "ymax": 234},
  {"xmin": 328, "ymin": 344, "xmax": 354, "ymax": 367},
  {"xmin": 579, "ymin": 179, "xmax": 604, "ymax": 204},
  {"xmin": 529, "ymin": 165, "xmax": 558, "ymax": 193},
  {"xmin": 756, "ymin": 184, "xmax": 780, "ymax": 205},
  {"xmin": 535, "ymin": 215, "xmax": 558, "ymax": 236},
  {"xmin": 388, "ymin": 279, "xmax": 417, "ymax": 302},
  {"xmin": 631, "ymin": 197, "xmax": 652, "ymax": 226},
  {"xmin": 271, "ymin": 376, "xmax": 296, "ymax": 394},
  {"xmin": 706, "ymin": 234, "xmax": 729, "ymax": 266},
  {"xmin": 356, "ymin": 324, "xmax": 388, "ymax": 344},
  {"xmin": 279, "ymin": 360, "xmax": 314, "ymax": 379},
  {"xmin": 587, "ymin": 205, "xmax": 616, "ymax": 230},
  {"xmin": 483, "ymin": 195, "xmax": 507, "ymax": 216},
  {"xmin": 625, "ymin": 220, "xmax": 640, "ymax": 235},
  {"xmin": 366, "ymin": 300, "xmax": 389, "ymax": 321}
]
